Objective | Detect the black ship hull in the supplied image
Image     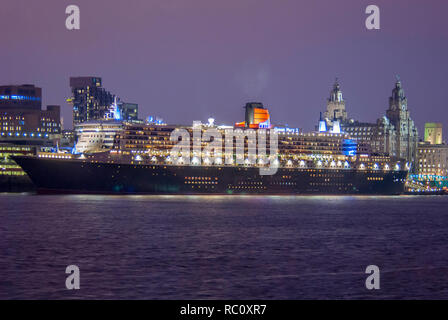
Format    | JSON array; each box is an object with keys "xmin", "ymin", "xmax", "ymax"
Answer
[
  {"xmin": 13, "ymin": 156, "xmax": 407, "ymax": 195},
  {"xmin": 0, "ymin": 175, "xmax": 35, "ymax": 193}
]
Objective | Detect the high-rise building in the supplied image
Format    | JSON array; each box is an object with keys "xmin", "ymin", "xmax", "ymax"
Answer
[
  {"xmin": 424, "ymin": 122, "xmax": 443, "ymax": 145},
  {"xmin": 69, "ymin": 77, "xmax": 115, "ymax": 126},
  {"xmin": 386, "ymin": 78, "xmax": 419, "ymax": 165},
  {"xmin": 0, "ymin": 84, "xmax": 61, "ymax": 144}
]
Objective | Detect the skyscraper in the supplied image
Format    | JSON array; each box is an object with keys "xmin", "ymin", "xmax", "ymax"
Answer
[{"xmin": 69, "ymin": 77, "xmax": 115, "ymax": 126}]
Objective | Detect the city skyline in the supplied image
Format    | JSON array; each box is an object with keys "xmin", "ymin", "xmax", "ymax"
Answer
[
  {"xmin": 1, "ymin": 0, "xmax": 447, "ymax": 135},
  {"xmin": 3, "ymin": 1, "xmax": 448, "ymax": 302}
]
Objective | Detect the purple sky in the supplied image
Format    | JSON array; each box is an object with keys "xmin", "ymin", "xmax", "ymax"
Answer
[{"xmin": 1, "ymin": 0, "xmax": 447, "ymax": 135}]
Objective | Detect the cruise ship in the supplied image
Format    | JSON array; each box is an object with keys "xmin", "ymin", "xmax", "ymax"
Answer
[{"xmin": 13, "ymin": 103, "xmax": 408, "ymax": 195}]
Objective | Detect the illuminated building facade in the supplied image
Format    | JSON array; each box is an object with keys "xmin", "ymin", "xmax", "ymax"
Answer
[
  {"xmin": 69, "ymin": 77, "xmax": 115, "ymax": 126},
  {"xmin": 0, "ymin": 84, "xmax": 41, "ymax": 110},
  {"xmin": 0, "ymin": 144, "xmax": 36, "ymax": 176},
  {"xmin": 424, "ymin": 122, "xmax": 443, "ymax": 145},
  {"xmin": 417, "ymin": 142, "xmax": 448, "ymax": 176},
  {"xmin": 417, "ymin": 123, "xmax": 448, "ymax": 176},
  {"xmin": 0, "ymin": 84, "xmax": 61, "ymax": 143},
  {"xmin": 0, "ymin": 84, "xmax": 62, "ymax": 186},
  {"xmin": 323, "ymin": 79, "xmax": 348, "ymax": 127},
  {"xmin": 319, "ymin": 81, "xmax": 396, "ymax": 156},
  {"xmin": 386, "ymin": 78, "xmax": 419, "ymax": 164},
  {"xmin": 342, "ymin": 117, "xmax": 396, "ymax": 156},
  {"xmin": 319, "ymin": 78, "xmax": 419, "ymax": 169},
  {"xmin": 0, "ymin": 143, "xmax": 36, "ymax": 191}
]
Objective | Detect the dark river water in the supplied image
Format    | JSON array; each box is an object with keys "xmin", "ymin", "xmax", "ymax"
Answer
[{"xmin": 1, "ymin": 194, "xmax": 448, "ymax": 299}]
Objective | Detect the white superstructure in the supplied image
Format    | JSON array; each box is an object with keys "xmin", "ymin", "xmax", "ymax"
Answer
[{"xmin": 74, "ymin": 120, "xmax": 123, "ymax": 154}]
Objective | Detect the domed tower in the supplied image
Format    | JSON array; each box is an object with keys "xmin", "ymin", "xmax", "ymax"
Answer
[
  {"xmin": 324, "ymin": 78, "xmax": 348, "ymax": 124},
  {"xmin": 387, "ymin": 76, "xmax": 407, "ymax": 114},
  {"xmin": 386, "ymin": 76, "xmax": 418, "ymax": 167}
]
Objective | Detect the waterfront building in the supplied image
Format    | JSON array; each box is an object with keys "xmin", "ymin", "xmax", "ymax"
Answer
[
  {"xmin": 0, "ymin": 84, "xmax": 62, "ymax": 186},
  {"xmin": 69, "ymin": 76, "xmax": 141, "ymax": 128},
  {"xmin": 342, "ymin": 117, "xmax": 396, "ymax": 156},
  {"xmin": 0, "ymin": 84, "xmax": 61, "ymax": 144},
  {"xmin": 424, "ymin": 122, "xmax": 443, "ymax": 145},
  {"xmin": 385, "ymin": 78, "xmax": 419, "ymax": 164},
  {"xmin": 319, "ymin": 78, "xmax": 419, "ymax": 170},
  {"xmin": 417, "ymin": 142, "xmax": 448, "ymax": 176},
  {"xmin": 323, "ymin": 79, "xmax": 348, "ymax": 126},
  {"xmin": 320, "ymin": 80, "xmax": 396, "ymax": 156},
  {"xmin": 0, "ymin": 84, "xmax": 41, "ymax": 110},
  {"xmin": 0, "ymin": 143, "xmax": 35, "ymax": 191},
  {"xmin": 417, "ymin": 123, "xmax": 448, "ymax": 176},
  {"xmin": 69, "ymin": 77, "xmax": 115, "ymax": 126},
  {"xmin": 0, "ymin": 143, "xmax": 36, "ymax": 176}
]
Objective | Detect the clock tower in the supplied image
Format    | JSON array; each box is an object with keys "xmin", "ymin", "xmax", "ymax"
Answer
[
  {"xmin": 324, "ymin": 78, "xmax": 348, "ymax": 130},
  {"xmin": 386, "ymin": 77, "xmax": 418, "ymax": 168}
]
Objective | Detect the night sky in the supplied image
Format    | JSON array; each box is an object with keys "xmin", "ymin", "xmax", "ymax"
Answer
[{"xmin": 1, "ymin": 0, "xmax": 447, "ymax": 135}]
